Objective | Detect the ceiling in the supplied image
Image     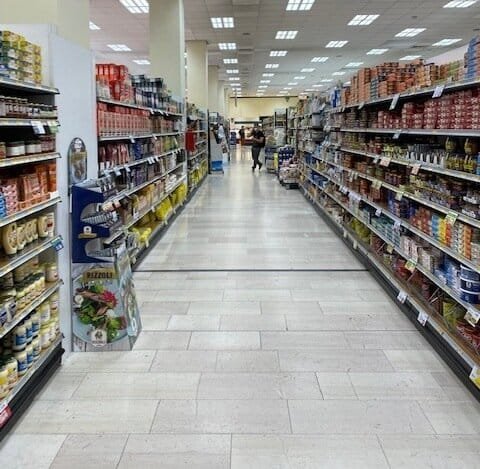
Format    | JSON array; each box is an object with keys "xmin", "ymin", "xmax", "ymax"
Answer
[{"xmin": 90, "ymin": 0, "xmax": 480, "ymax": 97}]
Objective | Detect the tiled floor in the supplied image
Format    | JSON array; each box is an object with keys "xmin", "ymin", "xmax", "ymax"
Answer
[{"xmin": 2, "ymin": 152, "xmax": 480, "ymax": 468}]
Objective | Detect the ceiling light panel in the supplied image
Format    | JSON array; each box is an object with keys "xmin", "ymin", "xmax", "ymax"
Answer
[
  {"xmin": 223, "ymin": 58, "xmax": 238, "ymax": 64},
  {"xmin": 226, "ymin": 69, "xmax": 239, "ymax": 74},
  {"xmin": 301, "ymin": 68, "xmax": 315, "ymax": 72},
  {"xmin": 219, "ymin": 43, "xmax": 237, "ymax": 50},
  {"xmin": 294, "ymin": 76, "xmax": 306, "ymax": 80},
  {"xmin": 305, "ymin": 88, "xmax": 314, "ymax": 92},
  {"xmin": 432, "ymin": 38, "xmax": 462, "ymax": 46},
  {"xmin": 270, "ymin": 50, "xmax": 288, "ymax": 56},
  {"xmin": 367, "ymin": 48, "xmax": 388, "ymax": 55},
  {"xmin": 276, "ymin": 30, "xmax": 298, "ymax": 39},
  {"xmin": 345, "ymin": 62, "xmax": 363, "ymax": 67},
  {"xmin": 332, "ymin": 71, "xmax": 346, "ymax": 75},
  {"xmin": 311, "ymin": 56, "xmax": 329, "ymax": 62},
  {"xmin": 107, "ymin": 44, "xmax": 131, "ymax": 51},
  {"xmin": 399, "ymin": 55, "xmax": 422, "ymax": 60},
  {"xmin": 229, "ymin": 77, "xmax": 240, "ymax": 81},
  {"xmin": 260, "ymin": 80, "xmax": 271, "ymax": 83},
  {"xmin": 288, "ymin": 82, "xmax": 298, "ymax": 85},
  {"xmin": 443, "ymin": 0, "xmax": 477, "ymax": 7},
  {"xmin": 89, "ymin": 21, "xmax": 100, "ymax": 30},
  {"xmin": 283, "ymin": 87, "xmax": 293, "ymax": 90},
  {"xmin": 395, "ymin": 28, "xmax": 426, "ymax": 37},
  {"xmin": 286, "ymin": 0, "xmax": 315, "ymax": 11},
  {"xmin": 133, "ymin": 59, "xmax": 150, "ymax": 65},
  {"xmin": 119, "ymin": 0, "xmax": 148, "ymax": 14},
  {"xmin": 263, "ymin": 73, "xmax": 275, "ymax": 77},
  {"xmin": 348, "ymin": 14, "xmax": 379, "ymax": 26},
  {"xmin": 313, "ymin": 84, "xmax": 324, "ymax": 87},
  {"xmin": 265, "ymin": 64, "xmax": 279, "ymax": 68},
  {"xmin": 258, "ymin": 85, "xmax": 268, "ymax": 88},
  {"xmin": 321, "ymin": 78, "xmax": 333, "ymax": 82},
  {"xmin": 326, "ymin": 40, "xmax": 348, "ymax": 48},
  {"xmin": 211, "ymin": 17, "xmax": 235, "ymax": 28}
]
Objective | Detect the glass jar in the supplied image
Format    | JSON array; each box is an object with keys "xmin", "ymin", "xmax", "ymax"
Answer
[{"xmin": 45, "ymin": 263, "xmax": 58, "ymax": 282}]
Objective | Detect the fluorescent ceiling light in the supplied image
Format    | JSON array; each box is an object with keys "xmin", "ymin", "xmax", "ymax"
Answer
[
  {"xmin": 211, "ymin": 17, "xmax": 234, "ymax": 28},
  {"xmin": 286, "ymin": 0, "xmax": 315, "ymax": 11},
  {"xmin": 326, "ymin": 40, "xmax": 348, "ymax": 48},
  {"xmin": 119, "ymin": 0, "xmax": 148, "ymax": 14},
  {"xmin": 395, "ymin": 28, "xmax": 426, "ymax": 37},
  {"xmin": 276, "ymin": 30, "xmax": 298, "ymax": 40},
  {"xmin": 332, "ymin": 71, "xmax": 346, "ymax": 76},
  {"xmin": 223, "ymin": 58, "xmax": 238, "ymax": 64},
  {"xmin": 305, "ymin": 89, "xmax": 314, "ymax": 92},
  {"xmin": 107, "ymin": 44, "xmax": 131, "ymax": 51},
  {"xmin": 265, "ymin": 64, "xmax": 279, "ymax": 68},
  {"xmin": 432, "ymin": 38, "xmax": 462, "ymax": 46},
  {"xmin": 294, "ymin": 76, "xmax": 306, "ymax": 80},
  {"xmin": 270, "ymin": 50, "xmax": 288, "ymax": 56},
  {"xmin": 320, "ymin": 78, "xmax": 333, "ymax": 82},
  {"xmin": 345, "ymin": 62, "xmax": 363, "ymax": 67},
  {"xmin": 313, "ymin": 84, "xmax": 324, "ymax": 87},
  {"xmin": 89, "ymin": 21, "xmax": 101, "ymax": 30},
  {"xmin": 226, "ymin": 69, "xmax": 239, "ymax": 74},
  {"xmin": 399, "ymin": 55, "xmax": 421, "ymax": 60},
  {"xmin": 219, "ymin": 43, "xmax": 237, "ymax": 50},
  {"xmin": 288, "ymin": 82, "xmax": 298, "ymax": 85},
  {"xmin": 367, "ymin": 48, "xmax": 388, "ymax": 55},
  {"xmin": 311, "ymin": 56, "xmax": 329, "ymax": 62},
  {"xmin": 348, "ymin": 14, "xmax": 379, "ymax": 25},
  {"xmin": 133, "ymin": 59, "xmax": 150, "ymax": 65},
  {"xmin": 263, "ymin": 73, "xmax": 275, "ymax": 77},
  {"xmin": 283, "ymin": 87, "xmax": 293, "ymax": 90},
  {"xmin": 344, "ymin": 81, "xmax": 351, "ymax": 86},
  {"xmin": 301, "ymin": 68, "xmax": 315, "ymax": 73},
  {"xmin": 443, "ymin": 0, "xmax": 477, "ymax": 6},
  {"xmin": 260, "ymin": 80, "xmax": 271, "ymax": 83},
  {"xmin": 229, "ymin": 77, "xmax": 240, "ymax": 81},
  {"xmin": 258, "ymin": 85, "xmax": 268, "ymax": 89}
]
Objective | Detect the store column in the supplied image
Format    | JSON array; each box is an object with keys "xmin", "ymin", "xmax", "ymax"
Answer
[
  {"xmin": 149, "ymin": 0, "xmax": 185, "ymax": 98},
  {"xmin": 218, "ymin": 80, "xmax": 226, "ymax": 116},
  {"xmin": 186, "ymin": 40, "xmax": 208, "ymax": 109},
  {"xmin": 208, "ymin": 65, "xmax": 219, "ymax": 113}
]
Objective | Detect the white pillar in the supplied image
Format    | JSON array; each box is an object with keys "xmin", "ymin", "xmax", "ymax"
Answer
[
  {"xmin": 217, "ymin": 80, "xmax": 226, "ymax": 116},
  {"xmin": 208, "ymin": 65, "xmax": 219, "ymax": 112},
  {"xmin": 186, "ymin": 40, "xmax": 208, "ymax": 109},
  {"xmin": 149, "ymin": 0, "xmax": 185, "ymax": 98}
]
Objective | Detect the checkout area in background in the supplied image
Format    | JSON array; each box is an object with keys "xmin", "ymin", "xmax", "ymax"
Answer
[{"xmin": 230, "ymin": 121, "xmax": 260, "ymax": 146}]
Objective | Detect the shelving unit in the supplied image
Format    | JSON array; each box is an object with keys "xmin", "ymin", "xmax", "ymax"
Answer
[
  {"xmin": 0, "ymin": 78, "xmax": 64, "ymax": 437},
  {"xmin": 299, "ymin": 78, "xmax": 480, "ymax": 396},
  {"xmin": 186, "ymin": 106, "xmax": 208, "ymax": 192}
]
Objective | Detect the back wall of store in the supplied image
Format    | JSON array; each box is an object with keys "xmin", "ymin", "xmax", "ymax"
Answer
[{"xmin": 229, "ymin": 96, "xmax": 299, "ymax": 121}]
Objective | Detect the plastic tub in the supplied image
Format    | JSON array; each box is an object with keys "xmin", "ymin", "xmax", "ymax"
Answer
[{"xmin": 460, "ymin": 265, "xmax": 480, "ymax": 281}]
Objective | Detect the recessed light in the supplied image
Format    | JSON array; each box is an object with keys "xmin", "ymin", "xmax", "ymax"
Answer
[
  {"xmin": 332, "ymin": 71, "xmax": 346, "ymax": 76},
  {"xmin": 395, "ymin": 28, "xmax": 426, "ymax": 37},
  {"xmin": 432, "ymin": 38, "xmax": 462, "ymax": 46},
  {"xmin": 276, "ymin": 30, "xmax": 298, "ymax": 40},
  {"xmin": 265, "ymin": 64, "xmax": 279, "ymax": 69},
  {"xmin": 288, "ymin": 82, "xmax": 298, "ymax": 85},
  {"xmin": 226, "ymin": 69, "xmax": 239, "ymax": 74},
  {"xmin": 211, "ymin": 17, "xmax": 234, "ymax": 28},
  {"xmin": 263, "ymin": 73, "xmax": 275, "ymax": 77},
  {"xmin": 229, "ymin": 77, "xmax": 240, "ymax": 81},
  {"xmin": 294, "ymin": 76, "xmax": 306, "ymax": 80},
  {"xmin": 89, "ymin": 21, "xmax": 101, "ymax": 30},
  {"xmin": 286, "ymin": 0, "xmax": 315, "ymax": 11},
  {"xmin": 345, "ymin": 62, "xmax": 363, "ymax": 67},
  {"xmin": 301, "ymin": 68, "xmax": 315, "ymax": 73},
  {"xmin": 367, "ymin": 48, "xmax": 388, "ymax": 55},
  {"xmin": 223, "ymin": 58, "xmax": 238, "ymax": 64},
  {"xmin": 270, "ymin": 50, "xmax": 288, "ymax": 57},
  {"xmin": 305, "ymin": 88, "xmax": 314, "ymax": 92},
  {"xmin": 344, "ymin": 81, "xmax": 351, "ymax": 86},
  {"xmin": 348, "ymin": 14, "xmax": 379, "ymax": 26},
  {"xmin": 219, "ymin": 43, "xmax": 237, "ymax": 50},
  {"xmin": 326, "ymin": 41, "xmax": 348, "ymax": 48},
  {"xmin": 119, "ymin": 0, "xmax": 148, "ymax": 14},
  {"xmin": 311, "ymin": 56, "xmax": 329, "ymax": 62},
  {"xmin": 258, "ymin": 85, "xmax": 268, "ymax": 89},
  {"xmin": 313, "ymin": 84, "xmax": 324, "ymax": 87},
  {"xmin": 260, "ymin": 80, "xmax": 271, "ymax": 84},
  {"xmin": 443, "ymin": 0, "xmax": 477, "ymax": 7},
  {"xmin": 133, "ymin": 59, "xmax": 150, "ymax": 65},
  {"xmin": 320, "ymin": 79, "xmax": 333, "ymax": 82},
  {"xmin": 107, "ymin": 44, "xmax": 131, "ymax": 51},
  {"xmin": 283, "ymin": 87, "xmax": 293, "ymax": 90},
  {"xmin": 399, "ymin": 55, "xmax": 422, "ymax": 60}
]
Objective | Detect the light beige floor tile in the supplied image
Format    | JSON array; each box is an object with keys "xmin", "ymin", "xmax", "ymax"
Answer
[
  {"xmin": 62, "ymin": 351, "xmax": 156, "ymax": 373},
  {"xmin": 223, "ymin": 289, "xmax": 292, "ymax": 301},
  {"xmin": 140, "ymin": 314, "xmax": 171, "ymax": 331},
  {"xmin": 168, "ymin": 314, "xmax": 220, "ymax": 331},
  {"xmin": 315, "ymin": 372, "xmax": 357, "ymax": 399},
  {"xmin": 14, "ymin": 400, "xmax": 158, "ymax": 434},
  {"xmin": 319, "ymin": 301, "xmax": 399, "ymax": 315},
  {"xmin": 288, "ymin": 400, "xmax": 435, "ymax": 434},
  {"xmin": 35, "ymin": 371, "xmax": 86, "ymax": 400},
  {"xmin": 231, "ymin": 434, "xmax": 389, "ymax": 469},
  {"xmin": 291, "ymin": 289, "xmax": 363, "ymax": 302},
  {"xmin": 220, "ymin": 315, "xmax": 286, "ymax": 331},
  {"xmin": 216, "ymin": 351, "xmax": 280, "ymax": 372},
  {"xmin": 198, "ymin": 372, "xmax": 321, "ymax": 399},
  {"xmin": 133, "ymin": 331, "xmax": 190, "ymax": 350},
  {"xmin": 73, "ymin": 372, "xmax": 200, "ymax": 399},
  {"xmin": 151, "ymin": 399, "xmax": 291, "ymax": 434},
  {"xmin": 345, "ymin": 331, "xmax": 430, "ymax": 350},
  {"xmin": 188, "ymin": 301, "xmax": 261, "ymax": 315},
  {"xmin": 150, "ymin": 350, "xmax": 217, "ymax": 372},
  {"xmin": 279, "ymin": 349, "xmax": 394, "ymax": 372},
  {"xmin": 119, "ymin": 434, "xmax": 230, "ymax": 469},
  {"xmin": 50, "ymin": 434, "xmax": 128, "ymax": 469},
  {"xmin": 0, "ymin": 434, "xmax": 66, "ymax": 469},
  {"xmin": 139, "ymin": 301, "xmax": 190, "ymax": 315},
  {"xmin": 262, "ymin": 331, "xmax": 348, "ymax": 349},
  {"xmin": 419, "ymin": 401, "xmax": 480, "ymax": 434},
  {"xmin": 384, "ymin": 350, "xmax": 448, "ymax": 371},
  {"xmin": 189, "ymin": 332, "xmax": 260, "ymax": 350},
  {"xmin": 379, "ymin": 435, "xmax": 480, "ymax": 469},
  {"xmin": 261, "ymin": 300, "xmax": 323, "ymax": 315},
  {"xmin": 148, "ymin": 289, "xmax": 224, "ymax": 301}
]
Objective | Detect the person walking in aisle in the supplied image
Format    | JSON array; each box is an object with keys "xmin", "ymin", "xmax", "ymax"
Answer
[
  {"xmin": 250, "ymin": 125, "xmax": 265, "ymax": 172},
  {"xmin": 239, "ymin": 126, "xmax": 245, "ymax": 146}
]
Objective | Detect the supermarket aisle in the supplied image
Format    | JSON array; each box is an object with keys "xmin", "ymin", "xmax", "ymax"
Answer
[{"xmin": 2, "ymin": 153, "xmax": 480, "ymax": 468}]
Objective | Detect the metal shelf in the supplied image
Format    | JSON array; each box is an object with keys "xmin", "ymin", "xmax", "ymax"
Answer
[
  {"xmin": 97, "ymin": 97, "xmax": 183, "ymax": 117},
  {"xmin": 0, "ymin": 118, "xmax": 59, "ymax": 127},
  {"xmin": 341, "ymin": 127, "xmax": 480, "ymax": 138},
  {"xmin": 0, "ymin": 197, "xmax": 61, "ymax": 229},
  {"xmin": 188, "ymin": 149, "xmax": 207, "ymax": 161},
  {"xmin": 0, "ymin": 152, "xmax": 60, "ymax": 168},
  {"xmin": 0, "ymin": 77, "xmax": 59, "ymax": 94},
  {"xmin": 98, "ymin": 131, "xmax": 183, "ymax": 142},
  {"xmin": 99, "ymin": 149, "xmax": 180, "ymax": 175}
]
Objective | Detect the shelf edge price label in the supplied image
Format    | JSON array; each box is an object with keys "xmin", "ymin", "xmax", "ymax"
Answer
[
  {"xmin": 51, "ymin": 237, "xmax": 64, "ymax": 252},
  {"xmin": 390, "ymin": 93, "xmax": 400, "ymax": 110},
  {"xmin": 129, "ymin": 136, "xmax": 135, "ymax": 143},
  {"xmin": 469, "ymin": 366, "xmax": 480, "ymax": 389},
  {"xmin": 464, "ymin": 307, "xmax": 480, "ymax": 327},
  {"xmin": 358, "ymin": 101, "xmax": 365, "ymax": 110},
  {"xmin": 405, "ymin": 259, "xmax": 417, "ymax": 273},
  {"xmin": 432, "ymin": 84, "xmax": 445, "ymax": 99},
  {"xmin": 0, "ymin": 402, "xmax": 12, "ymax": 429},
  {"xmin": 445, "ymin": 210, "xmax": 458, "ymax": 226},
  {"xmin": 48, "ymin": 120, "xmax": 59, "ymax": 134},
  {"xmin": 393, "ymin": 131, "xmax": 402, "ymax": 140},
  {"xmin": 394, "ymin": 220, "xmax": 402, "ymax": 231},
  {"xmin": 387, "ymin": 244, "xmax": 395, "ymax": 254},
  {"xmin": 50, "ymin": 190, "xmax": 60, "ymax": 200},
  {"xmin": 343, "ymin": 229, "xmax": 348, "ymax": 239},
  {"xmin": 114, "ymin": 168, "xmax": 122, "ymax": 177},
  {"xmin": 397, "ymin": 290, "xmax": 408, "ymax": 304},
  {"xmin": 125, "ymin": 166, "xmax": 131, "ymax": 173},
  {"xmin": 31, "ymin": 120, "xmax": 46, "ymax": 135},
  {"xmin": 352, "ymin": 239, "xmax": 358, "ymax": 250},
  {"xmin": 411, "ymin": 163, "xmax": 422, "ymax": 176},
  {"xmin": 375, "ymin": 208, "xmax": 382, "ymax": 217},
  {"xmin": 417, "ymin": 310, "xmax": 429, "ymax": 326},
  {"xmin": 380, "ymin": 157, "xmax": 391, "ymax": 167},
  {"xmin": 395, "ymin": 191, "xmax": 404, "ymax": 202}
]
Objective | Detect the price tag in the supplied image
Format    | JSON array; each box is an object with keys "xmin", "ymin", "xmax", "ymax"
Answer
[
  {"xmin": 114, "ymin": 168, "xmax": 122, "ymax": 177},
  {"xmin": 153, "ymin": 135, "xmax": 158, "ymax": 141},
  {"xmin": 387, "ymin": 244, "xmax": 395, "ymax": 254},
  {"xmin": 349, "ymin": 172, "xmax": 354, "ymax": 182},
  {"xmin": 417, "ymin": 311, "xmax": 429, "ymax": 326},
  {"xmin": 149, "ymin": 108, "xmax": 154, "ymax": 115},
  {"xmin": 31, "ymin": 120, "xmax": 46, "ymax": 135},
  {"xmin": 343, "ymin": 229, "xmax": 348, "ymax": 239},
  {"xmin": 352, "ymin": 240, "xmax": 358, "ymax": 250},
  {"xmin": 411, "ymin": 163, "xmax": 422, "ymax": 176},
  {"xmin": 432, "ymin": 84, "xmax": 445, "ymax": 98},
  {"xmin": 125, "ymin": 166, "xmax": 131, "ymax": 173},
  {"xmin": 445, "ymin": 210, "xmax": 458, "ymax": 226},
  {"xmin": 393, "ymin": 131, "xmax": 402, "ymax": 140},
  {"xmin": 113, "ymin": 199, "xmax": 121, "ymax": 209},
  {"xmin": 145, "ymin": 238, "xmax": 150, "ymax": 248},
  {"xmin": 358, "ymin": 101, "xmax": 365, "ymax": 110},
  {"xmin": 397, "ymin": 290, "xmax": 408, "ymax": 304},
  {"xmin": 51, "ymin": 237, "xmax": 64, "ymax": 251},
  {"xmin": 469, "ymin": 367, "xmax": 480, "ymax": 389},
  {"xmin": 375, "ymin": 208, "xmax": 382, "ymax": 217},
  {"xmin": 48, "ymin": 120, "xmax": 59, "ymax": 133},
  {"xmin": 390, "ymin": 93, "xmax": 400, "ymax": 110},
  {"xmin": 372, "ymin": 180, "xmax": 382, "ymax": 190},
  {"xmin": 395, "ymin": 191, "xmax": 404, "ymax": 202},
  {"xmin": 50, "ymin": 190, "xmax": 60, "ymax": 200},
  {"xmin": 465, "ymin": 307, "xmax": 480, "ymax": 327},
  {"xmin": 154, "ymin": 156, "xmax": 160, "ymax": 162},
  {"xmin": 0, "ymin": 402, "xmax": 12, "ymax": 429},
  {"xmin": 380, "ymin": 157, "xmax": 391, "ymax": 167},
  {"xmin": 148, "ymin": 158, "xmax": 154, "ymax": 165},
  {"xmin": 405, "ymin": 259, "xmax": 417, "ymax": 272},
  {"xmin": 129, "ymin": 136, "xmax": 135, "ymax": 143},
  {"xmin": 373, "ymin": 156, "xmax": 380, "ymax": 165},
  {"xmin": 394, "ymin": 220, "xmax": 402, "ymax": 231}
]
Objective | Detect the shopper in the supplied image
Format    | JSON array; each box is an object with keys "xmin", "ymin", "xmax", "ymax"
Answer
[
  {"xmin": 239, "ymin": 126, "xmax": 245, "ymax": 146},
  {"xmin": 250, "ymin": 125, "xmax": 265, "ymax": 171}
]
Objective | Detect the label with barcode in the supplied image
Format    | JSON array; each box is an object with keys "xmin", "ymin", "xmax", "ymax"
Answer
[
  {"xmin": 470, "ymin": 367, "xmax": 480, "ymax": 389},
  {"xmin": 411, "ymin": 163, "xmax": 422, "ymax": 175},
  {"xmin": 375, "ymin": 208, "xmax": 382, "ymax": 217},
  {"xmin": 465, "ymin": 307, "xmax": 480, "ymax": 327},
  {"xmin": 397, "ymin": 290, "xmax": 408, "ymax": 303},
  {"xmin": 31, "ymin": 120, "xmax": 46, "ymax": 135},
  {"xmin": 417, "ymin": 311, "xmax": 429, "ymax": 326},
  {"xmin": 433, "ymin": 84, "xmax": 445, "ymax": 98}
]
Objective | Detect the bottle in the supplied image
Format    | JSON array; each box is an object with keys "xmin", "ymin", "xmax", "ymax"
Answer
[{"xmin": 45, "ymin": 212, "xmax": 55, "ymax": 237}]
